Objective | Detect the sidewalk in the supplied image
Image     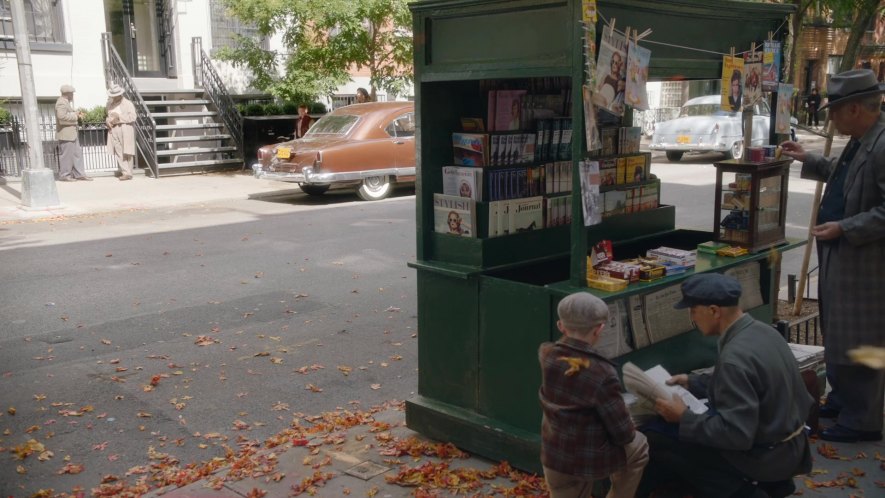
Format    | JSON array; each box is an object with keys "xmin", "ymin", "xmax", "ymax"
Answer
[{"xmin": 0, "ymin": 170, "xmax": 293, "ymax": 223}]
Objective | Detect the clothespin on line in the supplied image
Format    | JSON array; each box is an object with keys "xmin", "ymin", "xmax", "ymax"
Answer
[
  {"xmin": 730, "ymin": 46, "xmax": 735, "ymax": 60},
  {"xmin": 751, "ymin": 42, "xmax": 756, "ymax": 55},
  {"xmin": 624, "ymin": 27, "xmax": 631, "ymax": 43},
  {"xmin": 610, "ymin": 17, "xmax": 616, "ymax": 37},
  {"xmin": 767, "ymin": 31, "xmax": 773, "ymax": 41},
  {"xmin": 635, "ymin": 28, "xmax": 652, "ymax": 42}
]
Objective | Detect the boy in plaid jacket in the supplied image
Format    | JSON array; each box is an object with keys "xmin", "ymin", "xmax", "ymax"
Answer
[{"xmin": 539, "ymin": 292, "xmax": 648, "ymax": 498}]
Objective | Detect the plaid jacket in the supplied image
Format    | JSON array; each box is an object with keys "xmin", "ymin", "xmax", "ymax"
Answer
[{"xmin": 538, "ymin": 337, "xmax": 635, "ymax": 478}]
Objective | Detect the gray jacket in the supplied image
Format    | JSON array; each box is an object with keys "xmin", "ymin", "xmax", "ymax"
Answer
[
  {"xmin": 801, "ymin": 113, "xmax": 885, "ymax": 365},
  {"xmin": 681, "ymin": 314, "xmax": 813, "ymax": 481}
]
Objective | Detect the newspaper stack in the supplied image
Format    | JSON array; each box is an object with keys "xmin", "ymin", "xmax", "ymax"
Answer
[
  {"xmin": 646, "ymin": 246, "xmax": 697, "ymax": 267},
  {"xmin": 789, "ymin": 343, "xmax": 824, "ymax": 370}
]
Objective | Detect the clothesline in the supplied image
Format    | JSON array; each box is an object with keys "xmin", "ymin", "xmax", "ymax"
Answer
[{"xmin": 596, "ymin": 11, "xmax": 789, "ymax": 57}]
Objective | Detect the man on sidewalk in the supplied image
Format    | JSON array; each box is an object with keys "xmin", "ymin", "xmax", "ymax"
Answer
[
  {"xmin": 781, "ymin": 69, "xmax": 885, "ymax": 444},
  {"xmin": 106, "ymin": 84, "xmax": 137, "ymax": 181},
  {"xmin": 55, "ymin": 85, "xmax": 92, "ymax": 181}
]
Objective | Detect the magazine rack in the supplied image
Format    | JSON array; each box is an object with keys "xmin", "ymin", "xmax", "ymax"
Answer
[
  {"xmin": 408, "ymin": 0, "xmax": 797, "ymax": 472},
  {"xmin": 713, "ymin": 158, "xmax": 791, "ymax": 253}
]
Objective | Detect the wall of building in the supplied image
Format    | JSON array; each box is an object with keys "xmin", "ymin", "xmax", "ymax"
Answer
[{"xmin": 0, "ymin": 0, "xmax": 108, "ymax": 109}]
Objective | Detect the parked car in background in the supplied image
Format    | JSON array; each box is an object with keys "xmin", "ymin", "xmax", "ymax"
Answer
[
  {"xmin": 649, "ymin": 95, "xmax": 794, "ymax": 162},
  {"xmin": 252, "ymin": 101, "xmax": 415, "ymax": 201}
]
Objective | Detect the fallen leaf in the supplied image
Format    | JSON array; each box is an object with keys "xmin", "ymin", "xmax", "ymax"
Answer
[
  {"xmin": 100, "ymin": 339, "xmax": 112, "ymax": 345},
  {"xmin": 337, "ymin": 366, "xmax": 353, "ymax": 376},
  {"xmin": 57, "ymin": 462, "xmax": 84, "ymax": 474},
  {"xmin": 370, "ymin": 384, "xmax": 382, "ymax": 390},
  {"xmin": 558, "ymin": 356, "xmax": 591, "ymax": 376},
  {"xmin": 305, "ymin": 384, "xmax": 323, "ymax": 393}
]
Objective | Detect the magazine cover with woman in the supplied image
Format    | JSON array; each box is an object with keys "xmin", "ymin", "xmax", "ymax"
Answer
[{"xmin": 592, "ymin": 25, "xmax": 627, "ymax": 116}]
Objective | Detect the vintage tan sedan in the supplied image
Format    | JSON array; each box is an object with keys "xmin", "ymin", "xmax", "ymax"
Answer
[{"xmin": 251, "ymin": 101, "xmax": 416, "ymax": 200}]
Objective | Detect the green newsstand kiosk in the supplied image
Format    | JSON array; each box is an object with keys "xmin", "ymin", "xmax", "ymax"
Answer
[{"xmin": 407, "ymin": 0, "xmax": 798, "ymax": 472}]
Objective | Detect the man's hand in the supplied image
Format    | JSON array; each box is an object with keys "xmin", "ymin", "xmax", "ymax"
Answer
[
  {"xmin": 665, "ymin": 374, "xmax": 689, "ymax": 388},
  {"xmin": 779, "ymin": 141, "xmax": 806, "ymax": 162},
  {"xmin": 655, "ymin": 394, "xmax": 687, "ymax": 423},
  {"xmin": 812, "ymin": 222, "xmax": 843, "ymax": 241}
]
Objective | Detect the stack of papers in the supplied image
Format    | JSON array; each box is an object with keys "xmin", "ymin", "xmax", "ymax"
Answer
[{"xmin": 789, "ymin": 343, "xmax": 824, "ymax": 370}]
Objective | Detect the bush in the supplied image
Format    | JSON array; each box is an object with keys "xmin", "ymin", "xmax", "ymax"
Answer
[
  {"xmin": 0, "ymin": 107, "xmax": 11, "ymax": 126},
  {"xmin": 78, "ymin": 105, "xmax": 107, "ymax": 123},
  {"xmin": 262, "ymin": 103, "xmax": 284, "ymax": 116},
  {"xmin": 241, "ymin": 103, "xmax": 265, "ymax": 116},
  {"xmin": 309, "ymin": 102, "xmax": 327, "ymax": 114},
  {"xmin": 281, "ymin": 101, "xmax": 299, "ymax": 115}
]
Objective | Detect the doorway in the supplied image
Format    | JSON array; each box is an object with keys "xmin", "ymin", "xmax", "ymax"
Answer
[{"xmin": 105, "ymin": 0, "xmax": 166, "ymax": 77}]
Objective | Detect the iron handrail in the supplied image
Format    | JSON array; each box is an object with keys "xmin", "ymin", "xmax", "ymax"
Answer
[
  {"xmin": 192, "ymin": 37, "xmax": 243, "ymax": 156},
  {"xmin": 100, "ymin": 32, "xmax": 159, "ymax": 178}
]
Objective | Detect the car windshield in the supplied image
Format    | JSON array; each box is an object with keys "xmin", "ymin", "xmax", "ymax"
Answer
[
  {"xmin": 305, "ymin": 114, "xmax": 359, "ymax": 136},
  {"xmin": 679, "ymin": 104, "xmax": 737, "ymax": 118}
]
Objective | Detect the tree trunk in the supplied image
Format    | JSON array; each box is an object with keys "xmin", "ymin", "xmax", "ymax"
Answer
[
  {"xmin": 839, "ymin": 0, "xmax": 879, "ymax": 72},
  {"xmin": 785, "ymin": 0, "xmax": 806, "ymax": 86}
]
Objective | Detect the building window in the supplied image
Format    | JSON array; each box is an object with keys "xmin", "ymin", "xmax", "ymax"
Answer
[
  {"xmin": 0, "ymin": 0, "xmax": 67, "ymax": 48},
  {"xmin": 209, "ymin": 0, "xmax": 267, "ymax": 54}
]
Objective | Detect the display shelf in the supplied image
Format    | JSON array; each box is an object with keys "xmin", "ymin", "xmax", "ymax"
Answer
[{"xmin": 713, "ymin": 159, "xmax": 790, "ymax": 252}]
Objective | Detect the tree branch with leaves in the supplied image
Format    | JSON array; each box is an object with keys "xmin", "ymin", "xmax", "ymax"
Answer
[{"xmin": 216, "ymin": 0, "xmax": 414, "ymax": 103}]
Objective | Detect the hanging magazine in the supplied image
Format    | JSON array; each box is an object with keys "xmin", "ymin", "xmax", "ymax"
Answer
[
  {"xmin": 593, "ymin": 25, "xmax": 627, "ymax": 116},
  {"xmin": 625, "ymin": 41, "xmax": 650, "ymax": 111},
  {"xmin": 743, "ymin": 51, "xmax": 763, "ymax": 109},
  {"xmin": 775, "ymin": 83, "xmax": 793, "ymax": 134},
  {"xmin": 579, "ymin": 160, "xmax": 602, "ymax": 226},
  {"xmin": 721, "ymin": 56, "xmax": 745, "ymax": 112},
  {"xmin": 762, "ymin": 40, "xmax": 781, "ymax": 92},
  {"xmin": 583, "ymin": 85, "xmax": 601, "ymax": 152}
]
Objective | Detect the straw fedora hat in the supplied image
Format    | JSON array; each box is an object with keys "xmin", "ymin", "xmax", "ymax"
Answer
[
  {"xmin": 820, "ymin": 69, "xmax": 885, "ymax": 110},
  {"xmin": 107, "ymin": 84, "xmax": 125, "ymax": 97}
]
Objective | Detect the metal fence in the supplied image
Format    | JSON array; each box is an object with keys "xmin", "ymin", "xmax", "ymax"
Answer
[{"xmin": 0, "ymin": 115, "xmax": 117, "ymax": 179}]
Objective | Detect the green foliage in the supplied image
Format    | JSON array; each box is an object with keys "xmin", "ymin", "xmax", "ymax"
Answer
[
  {"xmin": 263, "ymin": 103, "xmax": 284, "ymax": 116},
  {"xmin": 78, "ymin": 105, "xmax": 107, "ymax": 123},
  {"xmin": 0, "ymin": 106, "xmax": 11, "ymax": 126},
  {"xmin": 281, "ymin": 101, "xmax": 299, "ymax": 115},
  {"xmin": 309, "ymin": 102, "xmax": 328, "ymax": 114},
  {"xmin": 240, "ymin": 103, "xmax": 266, "ymax": 116},
  {"xmin": 217, "ymin": 0, "xmax": 414, "ymax": 102}
]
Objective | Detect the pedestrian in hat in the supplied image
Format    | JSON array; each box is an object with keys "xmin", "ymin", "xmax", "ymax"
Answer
[
  {"xmin": 637, "ymin": 273, "xmax": 812, "ymax": 498},
  {"xmin": 105, "ymin": 84, "xmax": 136, "ymax": 181},
  {"xmin": 780, "ymin": 68, "xmax": 885, "ymax": 444},
  {"xmin": 55, "ymin": 84, "xmax": 91, "ymax": 181}
]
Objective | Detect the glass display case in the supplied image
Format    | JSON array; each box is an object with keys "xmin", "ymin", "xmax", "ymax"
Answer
[{"xmin": 713, "ymin": 158, "xmax": 791, "ymax": 252}]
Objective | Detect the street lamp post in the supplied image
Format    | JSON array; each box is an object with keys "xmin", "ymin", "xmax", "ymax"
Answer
[{"xmin": 10, "ymin": 0, "xmax": 60, "ymax": 208}]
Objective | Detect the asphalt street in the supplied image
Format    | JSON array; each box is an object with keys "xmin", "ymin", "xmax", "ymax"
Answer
[{"xmin": 0, "ymin": 189, "xmax": 420, "ymax": 496}]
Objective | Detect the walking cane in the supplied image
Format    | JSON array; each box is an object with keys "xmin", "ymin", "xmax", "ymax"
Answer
[{"xmin": 792, "ymin": 120, "xmax": 835, "ymax": 316}]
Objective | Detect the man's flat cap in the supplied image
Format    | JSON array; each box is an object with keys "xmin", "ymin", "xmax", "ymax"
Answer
[
  {"xmin": 60, "ymin": 84, "xmax": 75, "ymax": 94},
  {"xmin": 673, "ymin": 273, "xmax": 742, "ymax": 309}
]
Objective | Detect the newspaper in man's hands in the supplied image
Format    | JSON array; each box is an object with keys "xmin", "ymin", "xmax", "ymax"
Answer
[{"xmin": 622, "ymin": 362, "xmax": 708, "ymax": 415}]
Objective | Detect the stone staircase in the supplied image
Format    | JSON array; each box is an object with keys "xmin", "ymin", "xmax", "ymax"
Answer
[{"xmin": 141, "ymin": 90, "xmax": 242, "ymax": 176}]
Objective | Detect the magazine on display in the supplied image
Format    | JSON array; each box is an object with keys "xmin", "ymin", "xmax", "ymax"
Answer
[
  {"xmin": 721, "ymin": 55, "xmax": 745, "ymax": 112},
  {"xmin": 743, "ymin": 51, "xmax": 763, "ymax": 108},
  {"xmin": 625, "ymin": 41, "xmax": 651, "ymax": 111},
  {"xmin": 762, "ymin": 40, "xmax": 781, "ymax": 92},
  {"xmin": 579, "ymin": 160, "xmax": 602, "ymax": 226},
  {"xmin": 433, "ymin": 194, "xmax": 476, "ymax": 238},
  {"xmin": 593, "ymin": 25, "xmax": 627, "ymax": 116},
  {"xmin": 775, "ymin": 83, "xmax": 793, "ymax": 134},
  {"xmin": 442, "ymin": 166, "xmax": 483, "ymax": 201},
  {"xmin": 494, "ymin": 90, "xmax": 528, "ymax": 131}
]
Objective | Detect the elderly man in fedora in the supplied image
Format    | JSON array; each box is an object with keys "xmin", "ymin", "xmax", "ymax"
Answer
[
  {"xmin": 105, "ymin": 84, "xmax": 137, "ymax": 181},
  {"xmin": 781, "ymin": 69, "xmax": 885, "ymax": 444},
  {"xmin": 55, "ymin": 84, "xmax": 91, "ymax": 181}
]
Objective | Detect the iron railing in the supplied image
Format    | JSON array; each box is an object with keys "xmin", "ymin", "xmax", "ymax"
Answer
[
  {"xmin": 1, "ymin": 115, "xmax": 117, "ymax": 177},
  {"xmin": 192, "ymin": 37, "xmax": 243, "ymax": 156},
  {"xmin": 101, "ymin": 32, "xmax": 159, "ymax": 178}
]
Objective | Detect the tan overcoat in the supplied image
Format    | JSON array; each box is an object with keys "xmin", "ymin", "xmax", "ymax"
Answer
[{"xmin": 106, "ymin": 97, "xmax": 137, "ymax": 156}]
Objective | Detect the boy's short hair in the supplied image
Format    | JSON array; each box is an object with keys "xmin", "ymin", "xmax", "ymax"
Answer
[{"xmin": 557, "ymin": 292, "xmax": 608, "ymax": 335}]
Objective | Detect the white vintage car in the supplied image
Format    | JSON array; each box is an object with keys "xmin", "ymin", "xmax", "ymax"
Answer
[{"xmin": 649, "ymin": 95, "xmax": 793, "ymax": 162}]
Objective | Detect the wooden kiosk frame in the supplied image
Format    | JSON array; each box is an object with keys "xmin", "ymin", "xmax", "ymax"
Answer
[{"xmin": 407, "ymin": 0, "xmax": 797, "ymax": 472}]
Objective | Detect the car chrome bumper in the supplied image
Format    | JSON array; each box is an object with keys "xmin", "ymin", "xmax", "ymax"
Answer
[
  {"xmin": 649, "ymin": 143, "xmax": 729, "ymax": 153},
  {"xmin": 252, "ymin": 164, "xmax": 415, "ymax": 184}
]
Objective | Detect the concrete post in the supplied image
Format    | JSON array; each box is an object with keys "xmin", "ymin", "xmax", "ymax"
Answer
[{"xmin": 10, "ymin": 0, "xmax": 59, "ymax": 208}]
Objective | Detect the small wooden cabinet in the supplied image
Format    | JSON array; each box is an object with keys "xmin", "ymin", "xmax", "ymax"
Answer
[{"xmin": 713, "ymin": 159, "xmax": 790, "ymax": 253}]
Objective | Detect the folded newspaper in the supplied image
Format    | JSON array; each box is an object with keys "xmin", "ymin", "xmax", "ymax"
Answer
[{"xmin": 622, "ymin": 362, "xmax": 709, "ymax": 419}]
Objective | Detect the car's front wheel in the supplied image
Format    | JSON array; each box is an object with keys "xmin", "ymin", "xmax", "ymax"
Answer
[
  {"xmin": 299, "ymin": 184, "xmax": 330, "ymax": 196},
  {"xmin": 724, "ymin": 141, "xmax": 743, "ymax": 160},
  {"xmin": 356, "ymin": 175, "xmax": 392, "ymax": 201},
  {"xmin": 665, "ymin": 151, "xmax": 684, "ymax": 162}
]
